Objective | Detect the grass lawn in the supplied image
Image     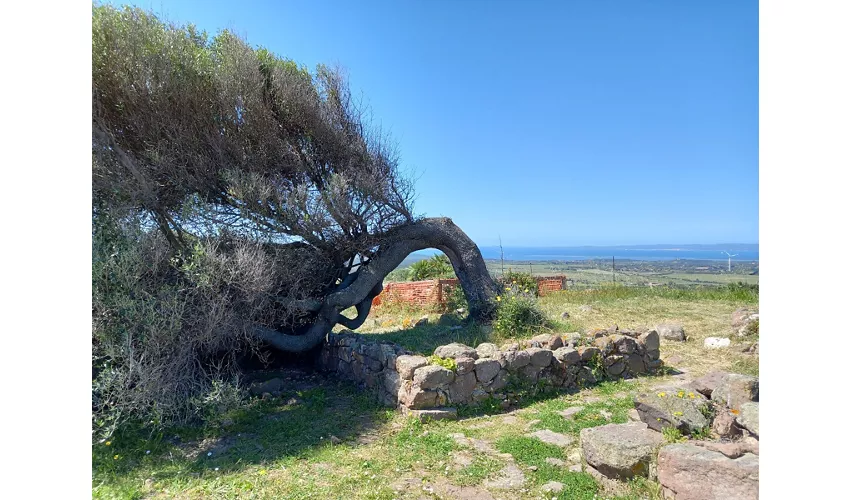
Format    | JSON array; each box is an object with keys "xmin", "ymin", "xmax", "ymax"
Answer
[{"xmin": 93, "ymin": 286, "xmax": 757, "ymax": 499}]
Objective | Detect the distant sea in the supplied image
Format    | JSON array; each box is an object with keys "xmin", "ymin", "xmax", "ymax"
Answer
[{"xmin": 412, "ymin": 244, "xmax": 759, "ymax": 262}]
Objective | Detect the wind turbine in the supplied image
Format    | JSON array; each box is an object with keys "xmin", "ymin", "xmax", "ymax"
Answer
[{"xmin": 722, "ymin": 251, "xmax": 738, "ymax": 272}]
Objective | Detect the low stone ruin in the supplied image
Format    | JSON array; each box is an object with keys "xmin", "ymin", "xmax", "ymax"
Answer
[
  {"xmin": 316, "ymin": 326, "xmax": 661, "ymax": 417},
  {"xmin": 578, "ymin": 370, "xmax": 759, "ymax": 500}
]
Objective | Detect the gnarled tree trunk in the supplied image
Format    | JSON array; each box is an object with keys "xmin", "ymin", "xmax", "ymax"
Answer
[{"xmin": 255, "ymin": 217, "xmax": 499, "ymax": 353}]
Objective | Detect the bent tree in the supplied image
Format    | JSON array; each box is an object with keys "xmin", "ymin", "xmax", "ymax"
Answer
[{"xmin": 92, "ymin": 6, "xmax": 499, "ymax": 354}]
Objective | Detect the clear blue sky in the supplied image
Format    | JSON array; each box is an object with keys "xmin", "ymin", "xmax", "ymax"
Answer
[{"xmin": 115, "ymin": 0, "xmax": 758, "ymax": 246}]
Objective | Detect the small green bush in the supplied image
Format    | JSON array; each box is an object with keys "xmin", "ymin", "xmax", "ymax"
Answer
[
  {"xmin": 493, "ymin": 286, "xmax": 547, "ymax": 336},
  {"xmin": 587, "ymin": 352, "xmax": 608, "ymax": 381},
  {"xmin": 499, "ymin": 270, "xmax": 538, "ymax": 296},
  {"xmin": 444, "ymin": 283, "xmax": 468, "ymax": 312},
  {"xmin": 385, "ymin": 267, "xmax": 410, "ymax": 282},
  {"xmin": 662, "ymin": 426, "xmax": 686, "ymax": 444},
  {"xmin": 408, "ymin": 254, "xmax": 456, "ymax": 281}
]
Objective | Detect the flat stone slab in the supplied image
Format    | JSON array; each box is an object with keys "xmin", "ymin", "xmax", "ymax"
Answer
[
  {"xmin": 404, "ymin": 407, "xmax": 457, "ymax": 422},
  {"xmin": 483, "ymin": 463, "xmax": 526, "ymax": 490},
  {"xmin": 580, "ymin": 422, "xmax": 665, "ymax": 479},
  {"xmin": 541, "ymin": 481, "xmax": 564, "ymax": 493},
  {"xmin": 704, "ymin": 337, "xmax": 731, "ymax": 348},
  {"xmin": 558, "ymin": 406, "xmax": 584, "ymax": 419},
  {"xmin": 658, "ymin": 443, "xmax": 759, "ymax": 500},
  {"xmin": 527, "ymin": 429, "xmax": 574, "ymax": 447},
  {"xmin": 634, "ymin": 388, "xmax": 709, "ymax": 434},
  {"xmin": 435, "ymin": 342, "xmax": 478, "ymax": 360},
  {"xmin": 450, "ymin": 433, "xmax": 498, "ymax": 455}
]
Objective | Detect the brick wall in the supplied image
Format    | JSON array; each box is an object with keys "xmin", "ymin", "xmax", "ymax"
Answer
[
  {"xmin": 373, "ymin": 275, "xmax": 566, "ymax": 308},
  {"xmin": 537, "ymin": 276, "xmax": 566, "ymax": 296},
  {"xmin": 373, "ymin": 280, "xmax": 440, "ymax": 308}
]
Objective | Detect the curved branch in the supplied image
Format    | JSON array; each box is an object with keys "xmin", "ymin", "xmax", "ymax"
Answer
[
  {"xmin": 336, "ymin": 281, "xmax": 383, "ymax": 330},
  {"xmin": 254, "ymin": 217, "xmax": 498, "ymax": 352}
]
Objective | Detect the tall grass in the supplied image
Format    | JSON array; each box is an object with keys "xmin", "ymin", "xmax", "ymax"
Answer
[{"xmin": 543, "ymin": 283, "xmax": 758, "ymax": 304}]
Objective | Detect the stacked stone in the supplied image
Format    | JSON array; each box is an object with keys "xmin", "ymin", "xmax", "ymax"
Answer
[
  {"xmin": 319, "ymin": 331, "xmax": 412, "ymax": 406},
  {"xmin": 318, "ymin": 328, "xmax": 662, "ymax": 413}
]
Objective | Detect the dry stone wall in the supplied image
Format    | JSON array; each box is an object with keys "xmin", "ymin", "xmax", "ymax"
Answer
[{"xmin": 316, "ymin": 327, "xmax": 662, "ymax": 414}]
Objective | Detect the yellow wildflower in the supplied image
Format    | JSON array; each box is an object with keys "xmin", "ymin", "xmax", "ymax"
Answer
[
  {"xmin": 688, "ymin": 392, "xmax": 696, "ymax": 399},
  {"xmin": 496, "ymin": 296, "xmax": 501, "ymax": 301},
  {"xmin": 673, "ymin": 411, "xmax": 684, "ymax": 417},
  {"xmin": 105, "ymin": 441, "xmax": 111, "ymax": 446},
  {"xmin": 677, "ymin": 391, "xmax": 685, "ymax": 398},
  {"xmin": 113, "ymin": 454, "xmax": 120, "ymax": 460},
  {"xmin": 259, "ymin": 469, "xmax": 267, "ymax": 476},
  {"xmin": 657, "ymin": 392, "xmax": 666, "ymax": 398},
  {"xmin": 524, "ymin": 289, "xmax": 530, "ymax": 293}
]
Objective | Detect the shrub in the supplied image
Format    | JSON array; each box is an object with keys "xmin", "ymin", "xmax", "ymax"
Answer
[
  {"xmin": 662, "ymin": 426, "xmax": 686, "ymax": 444},
  {"xmin": 92, "ymin": 211, "xmax": 283, "ymax": 440},
  {"xmin": 499, "ymin": 270, "xmax": 538, "ymax": 296},
  {"xmin": 444, "ymin": 283, "xmax": 468, "ymax": 313},
  {"xmin": 408, "ymin": 254, "xmax": 456, "ymax": 281},
  {"xmin": 385, "ymin": 267, "xmax": 410, "ymax": 282},
  {"xmin": 493, "ymin": 285, "xmax": 547, "ymax": 336}
]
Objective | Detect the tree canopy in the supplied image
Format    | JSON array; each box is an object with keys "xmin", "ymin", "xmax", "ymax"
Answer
[{"xmin": 93, "ymin": 5, "xmax": 498, "ymax": 356}]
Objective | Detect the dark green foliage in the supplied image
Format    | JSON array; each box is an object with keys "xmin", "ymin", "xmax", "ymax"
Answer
[
  {"xmin": 444, "ymin": 282, "xmax": 469, "ymax": 312},
  {"xmin": 407, "ymin": 254, "xmax": 456, "ymax": 281},
  {"xmin": 492, "ymin": 280, "xmax": 547, "ymax": 336}
]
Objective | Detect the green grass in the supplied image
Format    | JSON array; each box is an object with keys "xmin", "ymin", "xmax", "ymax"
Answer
[
  {"xmin": 453, "ymin": 455, "xmax": 505, "ymax": 486},
  {"xmin": 661, "ymin": 426, "xmax": 687, "ymax": 444},
  {"xmin": 93, "ymin": 381, "xmax": 396, "ymax": 499},
  {"xmin": 94, "ymin": 277, "xmax": 757, "ymax": 499},
  {"xmin": 530, "ymin": 395, "xmax": 634, "ymax": 435},
  {"xmin": 539, "ymin": 284, "xmax": 758, "ymax": 304},
  {"xmin": 495, "ymin": 436, "xmax": 598, "ymax": 500}
]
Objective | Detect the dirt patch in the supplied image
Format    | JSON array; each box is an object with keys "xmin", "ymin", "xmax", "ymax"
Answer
[
  {"xmin": 177, "ymin": 434, "xmax": 248, "ymax": 460},
  {"xmin": 482, "ymin": 463, "xmax": 526, "ymax": 490},
  {"xmin": 392, "ymin": 473, "xmax": 498, "ymax": 500}
]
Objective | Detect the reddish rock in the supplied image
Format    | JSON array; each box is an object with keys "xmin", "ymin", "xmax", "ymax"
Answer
[
  {"xmin": 711, "ymin": 409, "xmax": 742, "ymax": 439},
  {"xmin": 692, "ymin": 371, "xmax": 731, "ymax": 398},
  {"xmin": 658, "ymin": 443, "xmax": 758, "ymax": 500}
]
